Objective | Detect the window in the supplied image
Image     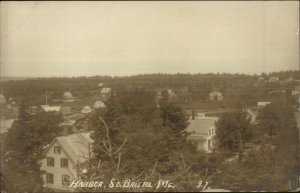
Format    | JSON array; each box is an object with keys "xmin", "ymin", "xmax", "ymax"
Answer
[
  {"xmin": 60, "ymin": 158, "xmax": 68, "ymax": 168},
  {"xmin": 46, "ymin": 173, "xmax": 54, "ymax": 184},
  {"xmin": 62, "ymin": 174, "xmax": 71, "ymax": 186},
  {"xmin": 47, "ymin": 157, "xmax": 54, "ymax": 167},
  {"xmin": 54, "ymin": 146, "xmax": 61, "ymax": 154},
  {"xmin": 208, "ymin": 140, "xmax": 211, "ymax": 149}
]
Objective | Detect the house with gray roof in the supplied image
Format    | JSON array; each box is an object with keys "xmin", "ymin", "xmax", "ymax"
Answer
[
  {"xmin": 186, "ymin": 116, "xmax": 218, "ymax": 153},
  {"xmin": 40, "ymin": 132, "xmax": 93, "ymax": 191}
]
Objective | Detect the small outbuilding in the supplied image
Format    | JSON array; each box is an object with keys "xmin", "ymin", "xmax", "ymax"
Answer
[
  {"xmin": 63, "ymin": 91, "xmax": 75, "ymax": 102},
  {"xmin": 94, "ymin": 101, "xmax": 106, "ymax": 109},
  {"xmin": 81, "ymin": 106, "xmax": 92, "ymax": 114},
  {"xmin": 209, "ymin": 88, "xmax": 223, "ymax": 101}
]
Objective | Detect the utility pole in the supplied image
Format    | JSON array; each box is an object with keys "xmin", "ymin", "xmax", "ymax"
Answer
[
  {"xmin": 283, "ymin": 90, "xmax": 286, "ymax": 108},
  {"xmin": 46, "ymin": 88, "xmax": 48, "ymax": 105}
]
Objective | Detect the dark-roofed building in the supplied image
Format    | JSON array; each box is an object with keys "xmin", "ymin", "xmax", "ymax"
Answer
[
  {"xmin": 186, "ymin": 116, "xmax": 218, "ymax": 153},
  {"xmin": 40, "ymin": 132, "xmax": 93, "ymax": 191}
]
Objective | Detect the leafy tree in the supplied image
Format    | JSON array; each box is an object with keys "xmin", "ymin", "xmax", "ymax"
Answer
[
  {"xmin": 216, "ymin": 110, "xmax": 253, "ymax": 151},
  {"xmin": 257, "ymin": 104, "xmax": 285, "ymax": 138}
]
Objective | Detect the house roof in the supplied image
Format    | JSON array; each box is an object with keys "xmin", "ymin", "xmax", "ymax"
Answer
[
  {"xmin": 209, "ymin": 90, "xmax": 222, "ymax": 95},
  {"xmin": 167, "ymin": 89, "xmax": 176, "ymax": 96},
  {"xmin": 94, "ymin": 101, "xmax": 106, "ymax": 108},
  {"xmin": 50, "ymin": 132, "xmax": 94, "ymax": 164},
  {"xmin": 257, "ymin": 102, "xmax": 270, "ymax": 106},
  {"xmin": 101, "ymin": 87, "xmax": 112, "ymax": 94},
  {"xmin": 246, "ymin": 109, "xmax": 258, "ymax": 123},
  {"xmin": 63, "ymin": 91, "xmax": 74, "ymax": 99},
  {"xmin": 186, "ymin": 117, "xmax": 218, "ymax": 135},
  {"xmin": 82, "ymin": 106, "xmax": 91, "ymax": 111},
  {"xmin": 0, "ymin": 119, "xmax": 14, "ymax": 134},
  {"xmin": 41, "ymin": 105, "xmax": 61, "ymax": 112}
]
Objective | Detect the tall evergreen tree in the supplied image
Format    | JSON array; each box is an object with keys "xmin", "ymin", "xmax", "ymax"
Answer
[
  {"xmin": 2, "ymin": 101, "xmax": 62, "ymax": 193},
  {"xmin": 3, "ymin": 101, "xmax": 43, "ymax": 192}
]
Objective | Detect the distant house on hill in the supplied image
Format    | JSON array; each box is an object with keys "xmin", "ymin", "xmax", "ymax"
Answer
[
  {"xmin": 81, "ymin": 106, "xmax": 92, "ymax": 114},
  {"xmin": 209, "ymin": 88, "xmax": 223, "ymax": 101},
  {"xmin": 60, "ymin": 106, "xmax": 72, "ymax": 116},
  {"xmin": 156, "ymin": 89, "xmax": 177, "ymax": 101},
  {"xmin": 246, "ymin": 109, "xmax": 259, "ymax": 123},
  {"xmin": 280, "ymin": 76, "xmax": 294, "ymax": 85},
  {"xmin": 257, "ymin": 101, "xmax": 270, "ymax": 108},
  {"xmin": 258, "ymin": 77, "xmax": 265, "ymax": 82},
  {"xmin": 0, "ymin": 94, "xmax": 6, "ymax": 104},
  {"xmin": 269, "ymin": 76, "xmax": 279, "ymax": 82},
  {"xmin": 167, "ymin": 89, "xmax": 176, "ymax": 99},
  {"xmin": 292, "ymin": 85, "xmax": 300, "ymax": 95},
  {"xmin": 97, "ymin": 82, "xmax": 104, "ymax": 87},
  {"xmin": 40, "ymin": 132, "xmax": 93, "ymax": 191},
  {"xmin": 100, "ymin": 88, "xmax": 112, "ymax": 99},
  {"xmin": 41, "ymin": 105, "xmax": 61, "ymax": 112},
  {"xmin": 94, "ymin": 101, "xmax": 106, "ymax": 109},
  {"xmin": 63, "ymin": 91, "xmax": 75, "ymax": 102},
  {"xmin": 186, "ymin": 116, "xmax": 218, "ymax": 153}
]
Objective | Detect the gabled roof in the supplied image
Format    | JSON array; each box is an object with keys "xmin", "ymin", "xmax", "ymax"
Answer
[
  {"xmin": 246, "ymin": 109, "xmax": 259, "ymax": 123},
  {"xmin": 186, "ymin": 117, "xmax": 218, "ymax": 135},
  {"xmin": 167, "ymin": 89, "xmax": 176, "ymax": 96},
  {"xmin": 98, "ymin": 83, "xmax": 104, "ymax": 87},
  {"xmin": 41, "ymin": 105, "xmax": 61, "ymax": 112},
  {"xmin": 82, "ymin": 106, "xmax": 91, "ymax": 110},
  {"xmin": 45, "ymin": 132, "xmax": 94, "ymax": 165},
  {"xmin": 63, "ymin": 91, "xmax": 74, "ymax": 99},
  {"xmin": 257, "ymin": 101, "xmax": 270, "ymax": 106},
  {"xmin": 94, "ymin": 101, "xmax": 106, "ymax": 108},
  {"xmin": 101, "ymin": 87, "xmax": 112, "ymax": 94}
]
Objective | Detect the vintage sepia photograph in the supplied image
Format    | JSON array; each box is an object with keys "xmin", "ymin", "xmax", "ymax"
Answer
[{"xmin": 0, "ymin": 1, "xmax": 299, "ymax": 192}]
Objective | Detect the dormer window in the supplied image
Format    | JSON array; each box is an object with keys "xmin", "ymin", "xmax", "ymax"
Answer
[{"xmin": 54, "ymin": 146, "xmax": 61, "ymax": 154}]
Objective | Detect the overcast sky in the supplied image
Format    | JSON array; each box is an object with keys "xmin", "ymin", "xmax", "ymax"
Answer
[{"xmin": 1, "ymin": 1, "xmax": 299, "ymax": 77}]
